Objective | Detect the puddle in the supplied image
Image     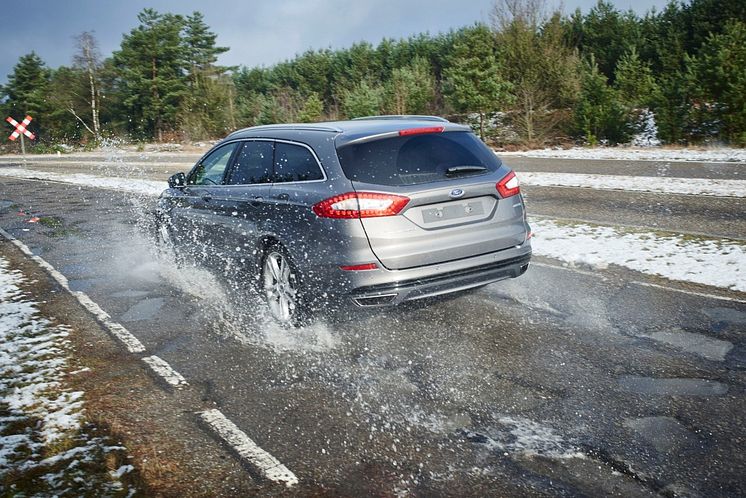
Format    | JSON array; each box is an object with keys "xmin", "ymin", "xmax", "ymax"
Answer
[
  {"xmin": 109, "ymin": 289, "xmax": 150, "ymax": 298},
  {"xmin": 618, "ymin": 376, "xmax": 728, "ymax": 396},
  {"xmin": 623, "ymin": 416, "xmax": 696, "ymax": 453},
  {"xmin": 68, "ymin": 278, "xmax": 103, "ymax": 292},
  {"xmin": 60, "ymin": 263, "xmax": 92, "ymax": 279},
  {"xmin": 119, "ymin": 297, "xmax": 165, "ymax": 322},
  {"xmin": 641, "ymin": 328, "xmax": 733, "ymax": 361},
  {"xmin": 703, "ymin": 307, "xmax": 746, "ymax": 326}
]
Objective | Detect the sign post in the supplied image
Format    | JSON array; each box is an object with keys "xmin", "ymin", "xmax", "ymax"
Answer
[{"xmin": 6, "ymin": 115, "xmax": 36, "ymax": 160}]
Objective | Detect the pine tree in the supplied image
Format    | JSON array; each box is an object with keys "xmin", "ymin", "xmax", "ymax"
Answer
[
  {"xmin": 342, "ymin": 81, "xmax": 383, "ymax": 118},
  {"xmin": 383, "ymin": 57, "xmax": 435, "ymax": 115},
  {"xmin": 298, "ymin": 93, "xmax": 324, "ymax": 123},
  {"xmin": 493, "ymin": 2, "xmax": 581, "ymax": 145},
  {"xmin": 180, "ymin": 11, "xmax": 232, "ymax": 138},
  {"xmin": 574, "ymin": 56, "xmax": 629, "ymax": 144},
  {"xmin": 690, "ymin": 20, "xmax": 746, "ymax": 145},
  {"xmin": 111, "ymin": 9, "xmax": 187, "ymax": 140},
  {"xmin": 614, "ymin": 47, "xmax": 659, "ymax": 108},
  {"xmin": 443, "ymin": 25, "xmax": 513, "ymax": 139}
]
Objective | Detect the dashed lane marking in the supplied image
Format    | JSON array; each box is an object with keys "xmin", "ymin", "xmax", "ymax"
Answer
[
  {"xmin": 199, "ymin": 409, "xmax": 298, "ymax": 487},
  {"xmin": 142, "ymin": 355, "xmax": 189, "ymax": 388}
]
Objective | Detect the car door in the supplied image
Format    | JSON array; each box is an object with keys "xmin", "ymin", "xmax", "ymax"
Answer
[
  {"xmin": 168, "ymin": 142, "xmax": 239, "ymax": 261},
  {"xmin": 267, "ymin": 141, "xmax": 326, "ymax": 256},
  {"xmin": 218, "ymin": 140, "xmax": 274, "ymax": 271}
]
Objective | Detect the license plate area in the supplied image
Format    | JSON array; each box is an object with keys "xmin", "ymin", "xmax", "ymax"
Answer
[{"xmin": 406, "ymin": 196, "xmax": 496, "ymax": 229}]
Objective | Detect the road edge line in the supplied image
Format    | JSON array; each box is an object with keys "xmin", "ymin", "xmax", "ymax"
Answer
[
  {"xmin": 142, "ymin": 355, "xmax": 189, "ymax": 388},
  {"xmin": 0, "ymin": 227, "xmax": 146, "ymax": 353},
  {"xmin": 198, "ymin": 409, "xmax": 298, "ymax": 487}
]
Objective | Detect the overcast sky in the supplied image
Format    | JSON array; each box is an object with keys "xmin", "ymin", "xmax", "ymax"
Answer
[{"xmin": 1, "ymin": 0, "xmax": 667, "ymax": 86}]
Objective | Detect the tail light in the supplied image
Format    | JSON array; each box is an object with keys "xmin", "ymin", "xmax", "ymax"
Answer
[
  {"xmin": 496, "ymin": 171, "xmax": 520, "ymax": 198},
  {"xmin": 339, "ymin": 263, "xmax": 378, "ymax": 271},
  {"xmin": 312, "ymin": 192, "xmax": 410, "ymax": 219}
]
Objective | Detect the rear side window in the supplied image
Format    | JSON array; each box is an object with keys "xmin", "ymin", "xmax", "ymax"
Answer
[
  {"xmin": 274, "ymin": 143, "xmax": 324, "ymax": 183},
  {"xmin": 228, "ymin": 141, "xmax": 273, "ymax": 185},
  {"xmin": 336, "ymin": 132, "xmax": 500, "ymax": 186}
]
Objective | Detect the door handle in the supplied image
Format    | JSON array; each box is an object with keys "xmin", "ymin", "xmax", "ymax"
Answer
[
  {"xmin": 250, "ymin": 196, "xmax": 263, "ymax": 206},
  {"xmin": 201, "ymin": 194, "xmax": 212, "ymax": 202},
  {"xmin": 275, "ymin": 193, "xmax": 289, "ymax": 201}
]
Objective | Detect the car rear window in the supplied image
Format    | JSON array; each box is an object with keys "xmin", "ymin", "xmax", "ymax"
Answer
[{"xmin": 336, "ymin": 131, "xmax": 500, "ymax": 186}]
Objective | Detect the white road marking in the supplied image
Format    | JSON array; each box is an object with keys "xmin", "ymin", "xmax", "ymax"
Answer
[
  {"xmin": 630, "ymin": 280, "xmax": 746, "ymax": 304},
  {"xmin": 142, "ymin": 355, "xmax": 188, "ymax": 388},
  {"xmin": 0, "ymin": 227, "xmax": 146, "ymax": 353},
  {"xmin": 199, "ymin": 409, "xmax": 298, "ymax": 487},
  {"xmin": 532, "ymin": 261, "xmax": 746, "ymax": 304},
  {"xmin": 530, "ymin": 261, "xmax": 603, "ymax": 278}
]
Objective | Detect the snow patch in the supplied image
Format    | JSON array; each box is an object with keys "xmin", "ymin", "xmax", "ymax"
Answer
[
  {"xmin": 531, "ymin": 219, "xmax": 746, "ymax": 292},
  {"xmin": 500, "ymin": 146, "xmax": 746, "ymax": 163},
  {"xmin": 0, "ymin": 256, "xmax": 131, "ymax": 493},
  {"xmin": 521, "ymin": 172, "xmax": 746, "ymax": 197}
]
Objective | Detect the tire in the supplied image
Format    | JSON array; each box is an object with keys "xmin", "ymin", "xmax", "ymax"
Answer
[{"xmin": 260, "ymin": 244, "xmax": 311, "ymax": 327}]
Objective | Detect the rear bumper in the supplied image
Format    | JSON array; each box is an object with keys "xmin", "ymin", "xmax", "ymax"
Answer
[{"xmin": 348, "ymin": 251, "xmax": 531, "ymax": 307}]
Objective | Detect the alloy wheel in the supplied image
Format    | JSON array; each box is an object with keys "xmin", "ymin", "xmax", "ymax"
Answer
[{"xmin": 262, "ymin": 250, "xmax": 298, "ymax": 323}]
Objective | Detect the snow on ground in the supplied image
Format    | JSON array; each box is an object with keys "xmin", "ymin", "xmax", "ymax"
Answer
[
  {"xmin": 500, "ymin": 147, "xmax": 746, "ymax": 163},
  {"xmin": 0, "ymin": 257, "xmax": 132, "ymax": 494},
  {"xmin": 520, "ymin": 172, "xmax": 746, "ymax": 197},
  {"xmin": 530, "ymin": 218, "xmax": 746, "ymax": 292},
  {"xmin": 0, "ymin": 167, "xmax": 164, "ymax": 196}
]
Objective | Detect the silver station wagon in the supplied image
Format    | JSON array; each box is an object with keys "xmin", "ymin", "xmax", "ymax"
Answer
[{"xmin": 157, "ymin": 116, "xmax": 532, "ymax": 325}]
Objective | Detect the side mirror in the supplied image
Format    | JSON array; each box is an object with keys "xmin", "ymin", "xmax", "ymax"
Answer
[{"xmin": 168, "ymin": 172, "xmax": 186, "ymax": 189}]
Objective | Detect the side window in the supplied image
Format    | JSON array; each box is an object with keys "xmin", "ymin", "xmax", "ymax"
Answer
[
  {"xmin": 273, "ymin": 143, "xmax": 324, "ymax": 183},
  {"xmin": 227, "ymin": 141, "xmax": 273, "ymax": 185},
  {"xmin": 188, "ymin": 143, "xmax": 238, "ymax": 185}
]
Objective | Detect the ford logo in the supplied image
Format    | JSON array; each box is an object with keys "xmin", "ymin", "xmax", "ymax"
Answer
[{"xmin": 449, "ymin": 188, "xmax": 465, "ymax": 199}]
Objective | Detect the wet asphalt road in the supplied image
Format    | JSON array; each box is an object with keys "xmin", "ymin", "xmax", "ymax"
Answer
[{"xmin": 1, "ymin": 155, "xmax": 745, "ymax": 496}]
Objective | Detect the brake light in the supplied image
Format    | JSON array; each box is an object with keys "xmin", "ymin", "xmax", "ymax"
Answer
[
  {"xmin": 496, "ymin": 171, "xmax": 520, "ymax": 197},
  {"xmin": 313, "ymin": 192, "xmax": 410, "ymax": 219},
  {"xmin": 340, "ymin": 263, "xmax": 378, "ymax": 271},
  {"xmin": 398, "ymin": 126, "xmax": 444, "ymax": 136}
]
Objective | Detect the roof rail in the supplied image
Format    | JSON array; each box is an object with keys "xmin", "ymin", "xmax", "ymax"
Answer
[
  {"xmin": 231, "ymin": 123, "xmax": 343, "ymax": 134},
  {"xmin": 352, "ymin": 115, "xmax": 450, "ymax": 123}
]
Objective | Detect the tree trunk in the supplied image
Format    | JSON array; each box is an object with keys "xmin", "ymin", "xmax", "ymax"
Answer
[
  {"xmin": 83, "ymin": 45, "xmax": 100, "ymax": 141},
  {"xmin": 152, "ymin": 56, "xmax": 161, "ymax": 141},
  {"xmin": 479, "ymin": 112, "xmax": 485, "ymax": 140}
]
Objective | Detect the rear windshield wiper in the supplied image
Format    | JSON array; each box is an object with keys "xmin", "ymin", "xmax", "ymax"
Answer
[{"xmin": 445, "ymin": 165, "xmax": 488, "ymax": 176}]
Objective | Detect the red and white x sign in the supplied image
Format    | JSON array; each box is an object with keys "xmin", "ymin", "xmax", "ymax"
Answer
[{"xmin": 6, "ymin": 115, "xmax": 35, "ymax": 141}]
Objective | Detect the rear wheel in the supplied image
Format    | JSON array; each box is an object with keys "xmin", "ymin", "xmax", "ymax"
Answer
[{"xmin": 261, "ymin": 245, "xmax": 309, "ymax": 327}]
